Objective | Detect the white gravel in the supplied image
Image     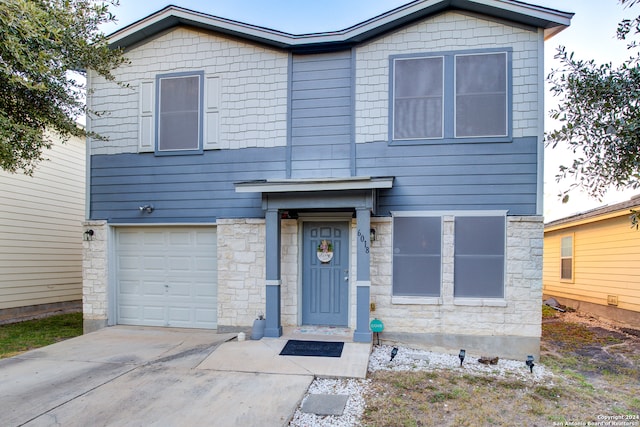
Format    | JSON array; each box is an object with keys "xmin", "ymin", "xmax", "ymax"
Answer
[
  {"xmin": 289, "ymin": 345, "xmax": 555, "ymax": 427},
  {"xmin": 288, "ymin": 378, "xmax": 370, "ymax": 427}
]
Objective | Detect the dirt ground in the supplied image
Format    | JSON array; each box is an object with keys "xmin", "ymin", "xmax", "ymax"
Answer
[{"xmin": 362, "ymin": 308, "xmax": 640, "ymax": 427}]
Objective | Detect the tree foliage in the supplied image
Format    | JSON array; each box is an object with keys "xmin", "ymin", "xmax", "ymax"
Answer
[
  {"xmin": 546, "ymin": 0, "xmax": 640, "ymax": 200},
  {"xmin": 0, "ymin": 0, "xmax": 126, "ymax": 174}
]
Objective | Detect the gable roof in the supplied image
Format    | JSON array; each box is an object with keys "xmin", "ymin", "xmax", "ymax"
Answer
[
  {"xmin": 545, "ymin": 195, "xmax": 640, "ymax": 231},
  {"xmin": 109, "ymin": 0, "xmax": 573, "ymax": 53}
]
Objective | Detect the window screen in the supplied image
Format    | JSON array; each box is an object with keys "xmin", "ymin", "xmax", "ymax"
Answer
[
  {"xmin": 561, "ymin": 236, "xmax": 573, "ymax": 280},
  {"xmin": 393, "ymin": 57, "xmax": 444, "ymax": 140},
  {"xmin": 454, "ymin": 216, "xmax": 505, "ymax": 298},
  {"xmin": 455, "ymin": 53, "xmax": 507, "ymax": 138},
  {"xmin": 393, "ymin": 216, "xmax": 442, "ymax": 297},
  {"xmin": 158, "ymin": 75, "xmax": 201, "ymax": 151}
]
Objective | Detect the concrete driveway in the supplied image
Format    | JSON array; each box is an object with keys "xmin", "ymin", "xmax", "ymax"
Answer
[{"xmin": 0, "ymin": 326, "xmax": 316, "ymax": 427}]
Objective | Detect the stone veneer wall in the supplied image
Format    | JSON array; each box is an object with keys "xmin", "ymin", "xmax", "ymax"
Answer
[
  {"xmin": 216, "ymin": 219, "xmax": 266, "ymax": 331},
  {"xmin": 82, "ymin": 220, "xmax": 109, "ymax": 333},
  {"xmin": 369, "ymin": 216, "xmax": 543, "ymax": 359}
]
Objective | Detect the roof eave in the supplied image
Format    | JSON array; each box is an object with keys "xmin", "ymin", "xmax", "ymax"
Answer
[{"xmin": 108, "ymin": 0, "xmax": 573, "ymax": 51}]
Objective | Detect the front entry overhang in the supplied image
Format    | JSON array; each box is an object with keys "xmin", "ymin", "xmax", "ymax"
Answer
[{"xmin": 234, "ymin": 176, "xmax": 394, "ymax": 343}]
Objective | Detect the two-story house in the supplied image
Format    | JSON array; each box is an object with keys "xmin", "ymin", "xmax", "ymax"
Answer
[{"xmin": 83, "ymin": 0, "xmax": 572, "ymax": 359}]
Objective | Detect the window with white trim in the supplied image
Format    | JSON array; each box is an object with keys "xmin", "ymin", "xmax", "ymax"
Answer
[
  {"xmin": 392, "ymin": 216, "xmax": 442, "ymax": 297},
  {"xmin": 454, "ymin": 215, "xmax": 505, "ymax": 298},
  {"xmin": 455, "ymin": 52, "xmax": 507, "ymax": 138},
  {"xmin": 393, "ymin": 56, "xmax": 444, "ymax": 140},
  {"xmin": 138, "ymin": 71, "xmax": 220, "ymax": 154},
  {"xmin": 560, "ymin": 235, "xmax": 573, "ymax": 281},
  {"xmin": 391, "ymin": 49, "xmax": 510, "ymax": 143},
  {"xmin": 157, "ymin": 73, "xmax": 202, "ymax": 152}
]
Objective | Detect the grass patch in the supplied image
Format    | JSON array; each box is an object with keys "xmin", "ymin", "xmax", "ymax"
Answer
[
  {"xmin": 363, "ymin": 311, "xmax": 640, "ymax": 426},
  {"xmin": 0, "ymin": 313, "xmax": 83, "ymax": 359}
]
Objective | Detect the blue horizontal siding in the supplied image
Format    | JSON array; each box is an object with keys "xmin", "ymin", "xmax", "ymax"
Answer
[
  {"xmin": 90, "ymin": 147, "xmax": 286, "ymax": 222},
  {"xmin": 290, "ymin": 50, "xmax": 353, "ymax": 178},
  {"xmin": 356, "ymin": 137, "xmax": 539, "ymax": 215}
]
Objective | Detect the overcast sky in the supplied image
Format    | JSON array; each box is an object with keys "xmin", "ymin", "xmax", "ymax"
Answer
[{"xmin": 102, "ymin": 0, "xmax": 639, "ymax": 220}]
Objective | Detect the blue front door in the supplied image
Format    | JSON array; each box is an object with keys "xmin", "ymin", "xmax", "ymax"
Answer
[{"xmin": 302, "ymin": 222, "xmax": 349, "ymax": 326}]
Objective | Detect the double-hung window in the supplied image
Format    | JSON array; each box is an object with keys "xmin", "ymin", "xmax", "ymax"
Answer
[
  {"xmin": 391, "ymin": 49, "xmax": 510, "ymax": 143},
  {"xmin": 393, "ymin": 57, "xmax": 444, "ymax": 139},
  {"xmin": 560, "ymin": 235, "xmax": 573, "ymax": 281},
  {"xmin": 156, "ymin": 72, "xmax": 203, "ymax": 153},
  {"xmin": 392, "ymin": 215, "xmax": 442, "ymax": 297},
  {"xmin": 454, "ymin": 215, "xmax": 505, "ymax": 298}
]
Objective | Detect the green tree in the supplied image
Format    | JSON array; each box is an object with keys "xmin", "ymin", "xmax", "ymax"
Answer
[
  {"xmin": 0, "ymin": 0, "xmax": 126, "ymax": 174},
  {"xmin": 546, "ymin": 0, "xmax": 640, "ymax": 201}
]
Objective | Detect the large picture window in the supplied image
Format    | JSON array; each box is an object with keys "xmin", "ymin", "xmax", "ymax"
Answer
[
  {"xmin": 454, "ymin": 215, "xmax": 505, "ymax": 298},
  {"xmin": 391, "ymin": 49, "xmax": 510, "ymax": 143},
  {"xmin": 392, "ymin": 216, "xmax": 442, "ymax": 297},
  {"xmin": 157, "ymin": 73, "xmax": 202, "ymax": 152}
]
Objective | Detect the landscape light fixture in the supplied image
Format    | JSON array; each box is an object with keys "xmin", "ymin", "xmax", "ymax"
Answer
[
  {"xmin": 526, "ymin": 355, "xmax": 535, "ymax": 373},
  {"xmin": 459, "ymin": 349, "xmax": 466, "ymax": 367},
  {"xmin": 390, "ymin": 347, "xmax": 398, "ymax": 362},
  {"xmin": 370, "ymin": 228, "xmax": 376, "ymax": 242}
]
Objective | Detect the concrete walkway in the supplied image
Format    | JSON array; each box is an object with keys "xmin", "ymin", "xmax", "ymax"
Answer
[{"xmin": 0, "ymin": 326, "xmax": 370, "ymax": 427}]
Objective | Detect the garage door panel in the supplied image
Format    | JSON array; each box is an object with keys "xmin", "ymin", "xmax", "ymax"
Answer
[
  {"xmin": 119, "ymin": 280, "xmax": 140, "ymax": 295},
  {"xmin": 116, "ymin": 227, "xmax": 217, "ymax": 329},
  {"xmin": 195, "ymin": 257, "xmax": 216, "ymax": 271},
  {"xmin": 143, "ymin": 256, "xmax": 167, "ymax": 271},
  {"xmin": 142, "ymin": 306, "xmax": 165, "ymax": 321},
  {"xmin": 168, "ymin": 257, "xmax": 192, "ymax": 271},
  {"xmin": 143, "ymin": 232, "xmax": 166, "ymax": 245},
  {"xmin": 194, "ymin": 284, "xmax": 216, "ymax": 298}
]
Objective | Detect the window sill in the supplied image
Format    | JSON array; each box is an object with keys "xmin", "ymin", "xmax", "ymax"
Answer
[
  {"xmin": 453, "ymin": 298, "xmax": 507, "ymax": 307},
  {"xmin": 389, "ymin": 136, "xmax": 512, "ymax": 146},
  {"xmin": 392, "ymin": 296, "xmax": 442, "ymax": 305}
]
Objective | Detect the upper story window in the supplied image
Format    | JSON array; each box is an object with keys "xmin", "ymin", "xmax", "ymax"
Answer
[
  {"xmin": 455, "ymin": 52, "xmax": 507, "ymax": 138},
  {"xmin": 390, "ymin": 49, "xmax": 511, "ymax": 144},
  {"xmin": 139, "ymin": 71, "xmax": 219, "ymax": 155},
  {"xmin": 393, "ymin": 56, "xmax": 444, "ymax": 140},
  {"xmin": 157, "ymin": 73, "xmax": 202, "ymax": 152},
  {"xmin": 157, "ymin": 72, "xmax": 203, "ymax": 154}
]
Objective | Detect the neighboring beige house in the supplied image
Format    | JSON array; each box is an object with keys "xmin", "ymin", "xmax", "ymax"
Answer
[
  {"xmin": 544, "ymin": 195, "xmax": 640, "ymax": 326},
  {"xmin": 0, "ymin": 132, "xmax": 85, "ymax": 324}
]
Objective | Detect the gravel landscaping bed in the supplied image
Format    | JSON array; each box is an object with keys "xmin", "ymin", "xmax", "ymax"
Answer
[{"xmin": 289, "ymin": 345, "xmax": 553, "ymax": 426}]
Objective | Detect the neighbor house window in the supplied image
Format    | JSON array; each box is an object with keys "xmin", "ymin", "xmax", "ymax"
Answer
[
  {"xmin": 560, "ymin": 235, "xmax": 573, "ymax": 281},
  {"xmin": 157, "ymin": 72, "xmax": 203, "ymax": 152},
  {"xmin": 392, "ymin": 215, "xmax": 442, "ymax": 297},
  {"xmin": 454, "ymin": 215, "xmax": 505, "ymax": 298},
  {"xmin": 390, "ymin": 49, "xmax": 510, "ymax": 143}
]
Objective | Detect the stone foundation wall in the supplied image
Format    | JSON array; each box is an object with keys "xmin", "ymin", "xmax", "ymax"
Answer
[
  {"xmin": 369, "ymin": 216, "xmax": 543, "ymax": 358},
  {"xmin": 82, "ymin": 220, "xmax": 109, "ymax": 333},
  {"xmin": 216, "ymin": 219, "xmax": 266, "ymax": 329}
]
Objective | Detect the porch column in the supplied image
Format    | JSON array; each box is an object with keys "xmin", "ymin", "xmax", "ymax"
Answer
[
  {"xmin": 353, "ymin": 208, "xmax": 372, "ymax": 342},
  {"xmin": 264, "ymin": 208, "xmax": 282, "ymax": 337}
]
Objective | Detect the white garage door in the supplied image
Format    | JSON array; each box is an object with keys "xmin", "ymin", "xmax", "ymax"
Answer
[{"xmin": 116, "ymin": 227, "xmax": 217, "ymax": 329}]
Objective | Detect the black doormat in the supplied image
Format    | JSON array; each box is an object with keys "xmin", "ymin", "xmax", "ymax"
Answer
[{"xmin": 279, "ymin": 340, "xmax": 344, "ymax": 357}]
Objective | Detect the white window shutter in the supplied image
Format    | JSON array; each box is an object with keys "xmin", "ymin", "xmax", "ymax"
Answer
[
  {"xmin": 203, "ymin": 75, "xmax": 220, "ymax": 150},
  {"xmin": 139, "ymin": 80, "xmax": 155, "ymax": 152}
]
